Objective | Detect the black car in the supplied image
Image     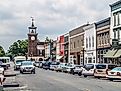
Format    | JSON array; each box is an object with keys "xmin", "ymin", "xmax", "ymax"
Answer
[{"xmin": 43, "ymin": 61, "xmax": 52, "ymax": 70}]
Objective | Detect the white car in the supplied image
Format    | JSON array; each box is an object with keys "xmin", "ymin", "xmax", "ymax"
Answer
[
  {"xmin": 55, "ymin": 63, "xmax": 67, "ymax": 72},
  {"xmin": 72, "ymin": 65, "xmax": 83, "ymax": 76},
  {"xmin": 49, "ymin": 62, "xmax": 60, "ymax": 71},
  {"xmin": 107, "ymin": 67, "xmax": 121, "ymax": 81},
  {"xmin": 62, "ymin": 64, "xmax": 75, "ymax": 73},
  {"xmin": 20, "ymin": 61, "xmax": 35, "ymax": 74},
  {"xmin": 82, "ymin": 63, "xmax": 97, "ymax": 77}
]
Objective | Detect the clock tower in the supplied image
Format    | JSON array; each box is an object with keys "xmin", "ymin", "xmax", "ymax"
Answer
[{"xmin": 28, "ymin": 17, "xmax": 38, "ymax": 57}]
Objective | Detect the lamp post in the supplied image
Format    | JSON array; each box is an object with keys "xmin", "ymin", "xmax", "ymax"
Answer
[{"xmin": 81, "ymin": 47, "xmax": 85, "ymax": 66}]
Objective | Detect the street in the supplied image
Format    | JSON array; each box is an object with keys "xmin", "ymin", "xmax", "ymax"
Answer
[{"xmin": 9, "ymin": 67, "xmax": 121, "ymax": 91}]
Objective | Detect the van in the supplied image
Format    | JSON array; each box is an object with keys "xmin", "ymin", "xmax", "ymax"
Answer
[
  {"xmin": 94, "ymin": 64, "xmax": 117, "ymax": 79},
  {"xmin": 14, "ymin": 56, "xmax": 26, "ymax": 70},
  {"xmin": 82, "ymin": 63, "xmax": 97, "ymax": 77},
  {"xmin": 0, "ymin": 57, "xmax": 11, "ymax": 70}
]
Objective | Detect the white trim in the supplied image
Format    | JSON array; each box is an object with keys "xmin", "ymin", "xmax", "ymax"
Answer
[{"xmin": 70, "ymin": 32, "xmax": 84, "ymax": 39}]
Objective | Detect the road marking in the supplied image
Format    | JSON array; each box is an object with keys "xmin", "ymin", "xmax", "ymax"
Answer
[{"xmin": 82, "ymin": 88, "xmax": 91, "ymax": 91}]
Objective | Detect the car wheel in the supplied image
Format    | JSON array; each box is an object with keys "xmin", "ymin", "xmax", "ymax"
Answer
[
  {"xmin": 84, "ymin": 75, "xmax": 87, "ymax": 78},
  {"xmin": 109, "ymin": 78, "xmax": 113, "ymax": 81},
  {"xmin": 78, "ymin": 72, "xmax": 82, "ymax": 76},
  {"xmin": 33, "ymin": 71, "xmax": 35, "ymax": 74},
  {"xmin": 20, "ymin": 70, "xmax": 23, "ymax": 74}
]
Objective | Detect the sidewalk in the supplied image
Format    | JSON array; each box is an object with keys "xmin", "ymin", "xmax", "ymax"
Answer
[{"xmin": 3, "ymin": 62, "xmax": 19, "ymax": 88}]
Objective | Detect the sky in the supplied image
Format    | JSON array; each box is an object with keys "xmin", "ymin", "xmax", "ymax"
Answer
[{"xmin": 0, "ymin": 0, "xmax": 118, "ymax": 51}]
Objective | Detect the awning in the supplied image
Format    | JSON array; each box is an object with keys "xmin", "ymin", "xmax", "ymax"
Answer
[
  {"xmin": 113, "ymin": 49, "xmax": 121, "ymax": 58},
  {"xmin": 103, "ymin": 49, "xmax": 117, "ymax": 58}
]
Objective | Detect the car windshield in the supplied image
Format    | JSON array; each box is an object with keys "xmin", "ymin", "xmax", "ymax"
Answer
[
  {"xmin": 22, "ymin": 62, "xmax": 33, "ymax": 66},
  {"xmin": 84, "ymin": 64, "xmax": 94, "ymax": 69},
  {"xmin": 108, "ymin": 65, "xmax": 117, "ymax": 70},
  {"xmin": 75, "ymin": 66, "xmax": 82, "ymax": 68},
  {"xmin": 96, "ymin": 64, "xmax": 106, "ymax": 69},
  {"xmin": 16, "ymin": 60, "xmax": 24, "ymax": 64},
  {"xmin": 112, "ymin": 67, "xmax": 121, "ymax": 71}
]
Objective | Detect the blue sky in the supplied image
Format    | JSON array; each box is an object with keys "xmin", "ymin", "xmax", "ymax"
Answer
[{"xmin": 0, "ymin": 0, "xmax": 117, "ymax": 51}]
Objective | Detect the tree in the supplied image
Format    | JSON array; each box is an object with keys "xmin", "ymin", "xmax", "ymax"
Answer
[
  {"xmin": 7, "ymin": 39, "xmax": 28, "ymax": 57},
  {"xmin": 0, "ymin": 46, "xmax": 5, "ymax": 57}
]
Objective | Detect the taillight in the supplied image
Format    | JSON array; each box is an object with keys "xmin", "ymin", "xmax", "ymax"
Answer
[{"xmin": 117, "ymin": 72, "xmax": 120, "ymax": 76}]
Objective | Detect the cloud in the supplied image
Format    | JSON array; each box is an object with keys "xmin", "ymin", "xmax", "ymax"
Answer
[{"xmin": 0, "ymin": 0, "xmax": 117, "ymax": 50}]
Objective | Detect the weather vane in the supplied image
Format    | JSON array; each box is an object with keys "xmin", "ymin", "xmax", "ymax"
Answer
[{"xmin": 31, "ymin": 17, "xmax": 34, "ymax": 22}]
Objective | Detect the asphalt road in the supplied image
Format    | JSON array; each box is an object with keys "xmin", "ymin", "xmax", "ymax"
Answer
[{"xmin": 14, "ymin": 68, "xmax": 121, "ymax": 91}]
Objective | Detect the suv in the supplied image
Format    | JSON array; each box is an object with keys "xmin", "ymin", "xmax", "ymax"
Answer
[
  {"xmin": 94, "ymin": 64, "xmax": 117, "ymax": 79},
  {"xmin": 20, "ymin": 61, "xmax": 35, "ymax": 74}
]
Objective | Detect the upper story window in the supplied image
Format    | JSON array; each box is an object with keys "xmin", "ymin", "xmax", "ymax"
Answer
[
  {"xmin": 118, "ymin": 12, "xmax": 120, "ymax": 25},
  {"xmin": 78, "ymin": 40, "xmax": 79, "ymax": 47},
  {"xmin": 74, "ymin": 42, "xmax": 76, "ymax": 48},
  {"xmin": 113, "ymin": 13, "xmax": 116, "ymax": 26},
  {"xmin": 92, "ymin": 36, "xmax": 94, "ymax": 47},
  {"xmin": 89, "ymin": 37, "xmax": 91, "ymax": 48},
  {"xmin": 86, "ymin": 38, "xmax": 88, "ymax": 48},
  {"xmin": 102, "ymin": 34, "xmax": 104, "ymax": 45}
]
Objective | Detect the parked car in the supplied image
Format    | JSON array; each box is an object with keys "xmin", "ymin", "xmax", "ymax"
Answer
[
  {"xmin": 94, "ymin": 64, "xmax": 117, "ymax": 79},
  {"xmin": 71, "ymin": 65, "xmax": 83, "ymax": 76},
  {"xmin": 82, "ymin": 63, "xmax": 97, "ymax": 77},
  {"xmin": 43, "ymin": 61, "xmax": 52, "ymax": 70},
  {"xmin": 62, "ymin": 64, "xmax": 75, "ymax": 73},
  {"xmin": 34, "ymin": 61, "xmax": 42, "ymax": 68},
  {"xmin": 49, "ymin": 62, "xmax": 60, "ymax": 71},
  {"xmin": 107, "ymin": 67, "xmax": 121, "ymax": 81},
  {"xmin": 55, "ymin": 63, "xmax": 67, "ymax": 72},
  {"xmin": 20, "ymin": 61, "xmax": 35, "ymax": 74}
]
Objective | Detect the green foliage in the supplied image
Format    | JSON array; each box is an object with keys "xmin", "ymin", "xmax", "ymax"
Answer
[
  {"xmin": 45, "ymin": 36, "xmax": 53, "ymax": 43},
  {"xmin": 7, "ymin": 39, "xmax": 28, "ymax": 57},
  {"xmin": 0, "ymin": 46, "xmax": 5, "ymax": 57}
]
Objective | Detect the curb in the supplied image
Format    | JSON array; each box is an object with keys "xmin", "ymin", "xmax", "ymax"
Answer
[{"xmin": 3, "ymin": 83, "xmax": 19, "ymax": 87}]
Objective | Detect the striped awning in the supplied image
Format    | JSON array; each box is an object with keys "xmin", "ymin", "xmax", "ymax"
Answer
[{"xmin": 103, "ymin": 49, "xmax": 117, "ymax": 58}]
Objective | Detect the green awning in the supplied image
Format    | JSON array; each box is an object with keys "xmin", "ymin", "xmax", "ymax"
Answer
[
  {"xmin": 113, "ymin": 49, "xmax": 121, "ymax": 58},
  {"xmin": 103, "ymin": 49, "xmax": 117, "ymax": 58}
]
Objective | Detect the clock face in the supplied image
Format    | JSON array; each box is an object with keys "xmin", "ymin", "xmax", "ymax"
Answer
[{"xmin": 31, "ymin": 36, "xmax": 35, "ymax": 40}]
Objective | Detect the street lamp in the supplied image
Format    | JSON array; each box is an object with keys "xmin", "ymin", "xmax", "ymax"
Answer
[{"xmin": 81, "ymin": 47, "xmax": 85, "ymax": 66}]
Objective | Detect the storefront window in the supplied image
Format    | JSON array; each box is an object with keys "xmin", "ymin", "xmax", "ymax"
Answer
[{"xmin": 88, "ymin": 58, "xmax": 92, "ymax": 63}]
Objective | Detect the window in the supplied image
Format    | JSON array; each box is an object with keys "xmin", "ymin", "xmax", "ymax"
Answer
[
  {"xmin": 113, "ymin": 13, "xmax": 116, "ymax": 26},
  {"xmin": 86, "ymin": 38, "xmax": 88, "ymax": 48},
  {"xmin": 118, "ymin": 12, "xmax": 120, "ymax": 25},
  {"xmin": 92, "ymin": 36, "xmax": 94, "ymax": 47},
  {"xmin": 81, "ymin": 39, "xmax": 84, "ymax": 46},
  {"xmin": 89, "ymin": 37, "xmax": 91, "ymax": 48},
  {"xmin": 93, "ymin": 57, "xmax": 95, "ymax": 63},
  {"xmin": 74, "ymin": 42, "xmax": 75, "ymax": 48},
  {"xmin": 78, "ymin": 40, "xmax": 79, "ymax": 47},
  {"xmin": 88, "ymin": 58, "xmax": 92, "ymax": 63},
  {"xmin": 114, "ymin": 30, "xmax": 116, "ymax": 39},
  {"xmin": 99, "ymin": 35, "xmax": 101, "ymax": 45}
]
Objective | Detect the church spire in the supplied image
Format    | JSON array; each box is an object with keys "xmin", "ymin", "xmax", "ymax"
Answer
[
  {"xmin": 31, "ymin": 17, "xmax": 35, "ymax": 27},
  {"xmin": 28, "ymin": 17, "xmax": 37, "ymax": 33}
]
